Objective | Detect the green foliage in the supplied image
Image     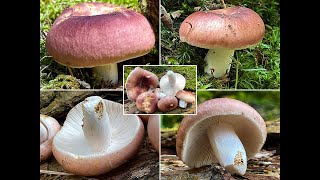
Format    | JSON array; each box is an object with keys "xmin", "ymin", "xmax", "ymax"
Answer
[
  {"xmin": 161, "ymin": 0, "xmax": 280, "ymax": 89},
  {"xmin": 124, "ymin": 65, "xmax": 197, "ymax": 91}
]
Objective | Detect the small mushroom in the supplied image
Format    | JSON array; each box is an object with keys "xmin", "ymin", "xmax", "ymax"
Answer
[
  {"xmin": 147, "ymin": 115, "xmax": 160, "ymax": 152},
  {"xmin": 135, "ymin": 91, "xmax": 158, "ymax": 114},
  {"xmin": 176, "ymin": 98, "xmax": 267, "ymax": 175},
  {"xmin": 157, "ymin": 96, "xmax": 178, "ymax": 112},
  {"xmin": 179, "ymin": 6, "xmax": 265, "ymax": 78},
  {"xmin": 46, "ymin": 2, "xmax": 155, "ymax": 84},
  {"xmin": 40, "ymin": 114, "xmax": 60, "ymax": 162},
  {"xmin": 52, "ymin": 96, "xmax": 144, "ymax": 176},
  {"xmin": 176, "ymin": 90, "xmax": 196, "ymax": 108},
  {"xmin": 125, "ymin": 67, "xmax": 159, "ymax": 101},
  {"xmin": 159, "ymin": 70, "xmax": 186, "ymax": 96},
  {"xmin": 154, "ymin": 88, "xmax": 166, "ymax": 100}
]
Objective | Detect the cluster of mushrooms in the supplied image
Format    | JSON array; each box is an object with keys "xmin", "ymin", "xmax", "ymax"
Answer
[
  {"xmin": 125, "ymin": 67, "xmax": 196, "ymax": 114},
  {"xmin": 46, "ymin": 2, "xmax": 155, "ymax": 84},
  {"xmin": 40, "ymin": 96, "xmax": 159, "ymax": 176},
  {"xmin": 175, "ymin": 98, "xmax": 267, "ymax": 175}
]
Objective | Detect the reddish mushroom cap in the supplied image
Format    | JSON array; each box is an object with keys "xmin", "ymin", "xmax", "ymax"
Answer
[
  {"xmin": 179, "ymin": 6, "xmax": 265, "ymax": 49},
  {"xmin": 125, "ymin": 67, "xmax": 159, "ymax": 101},
  {"xmin": 40, "ymin": 114, "xmax": 61, "ymax": 161},
  {"xmin": 147, "ymin": 115, "xmax": 160, "ymax": 152},
  {"xmin": 176, "ymin": 90, "xmax": 196, "ymax": 103},
  {"xmin": 135, "ymin": 91, "xmax": 158, "ymax": 114},
  {"xmin": 176, "ymin": 98, "xmax": 267, "ymax": 168},
  {"xmin": 157, "ymin": 96, "xmax": 178, "ymax": 112},
  {"xmin": 46, "ymin": 2, "xmax": 155, "ymax": 67}
]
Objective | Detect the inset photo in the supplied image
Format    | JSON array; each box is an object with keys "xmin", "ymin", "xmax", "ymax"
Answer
[
  {"xmin": 40, "ymin": 91, "xmax": 159, "ymax": 179},
  {"xmin": 40, "ymin": 0, "xmax": 159, "ymax": 90},
  {"xmin": 123, "ymin": 65, "xmax": 197, "ymax": 115},
  {"xmin": 161, "ymin": 91, "xmax": 280, "ymax": 179},
  {"xmin": 161, "ymin": 0, "xmax": 280, "ymax": 90}
]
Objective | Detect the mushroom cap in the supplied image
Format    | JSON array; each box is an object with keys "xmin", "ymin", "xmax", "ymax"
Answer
[
  {"xmin": 40, "ymin": 114, "xmax": 61, "ymax": 161},
  {"xmin": 46, "ymin": 2, "xmax": 155, "ymax": 68},
  {"xmin": 176, "ymin": 98, "xmax": 266, "ymax": 168},
  {"xmin": 147, "ymin": 115, "xmax": 160, "ymax": 152},
  {"xmin": 179, "ymin": 6, "xmax": 265, "ymax": 49},
  {"xmin": 52, "ymin": 99, "xmax": 144, "ymax": 176},
  {"xmin": 159, "ymin": 71, "xmax": 186, "ymax": 96},
  {"xmin": 135, "ymin": 91, "xmax": 158, "ymax": 114},
  {"xmin": 125, "ymin": 67, "xmax": 159, "ymax": 101},
  {"xmin": 176, "ymin": 90, "xmax": 196, "ymax": 103},
  {"xmin": 157, "ymin": 96, "xmax": 178, "ymax": 112}
]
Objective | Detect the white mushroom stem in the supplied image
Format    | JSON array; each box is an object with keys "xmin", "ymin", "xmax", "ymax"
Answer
[
  {"xmin": 167, "ymin": 70, "xmax": 176, "ymax": 85},
  {"xmin": 82, "ymin": 96, "xmax": 112, "ymax": 151},
  {"xmin": 179, "ymin": 99, "xmax": 187, "ymax": 108},
  {"xmin": 92, "ymin": 63, "xmax": 118, "ymax": 84},
  {"xmin": 159, "ymin": 92, "xmax": 166, "ymax": 99},
  {"xmin": 204, "ymin": 49, "xmax": 235, "ymax": 78},
  {"xmin": 40, "ymin": 122, "xmax": 48, "ymax": 144},
  {"xmin": 207, "ymin": 123, "xmax": 247, "ymax": 175}
]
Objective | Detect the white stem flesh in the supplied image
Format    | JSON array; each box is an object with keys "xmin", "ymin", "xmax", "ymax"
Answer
[
  {"xmin": 82, "ymin": 96, "xmax": 112, "ymax": 151},
  {"xmin": 92, "ymin": 63, "xmax": 118, "ymax": 84},
  {"xmin": 207, "ymin": 123, "xmax": 247, "ymax": 175},
  {"xmin": 167, "ymin": 71, "xmax": 176, "ymax": 85},
  {"xmin": 40, "ymin": 122, "xmax": 48, "ymax": 144},
  {"xmin": 179, "ymin": 99, "xmax": 187, "ymax": 108},
  {"xmin": 204, "ymin": 49, "xmax": 235, "ymax": 78}
]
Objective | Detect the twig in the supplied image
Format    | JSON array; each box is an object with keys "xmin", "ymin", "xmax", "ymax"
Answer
[
  {"xmin": 40, "ymin": 170, "xmax": 75, "ymax": 176},
  {"xmin": 67, "ymin": 66, "xmax": 74, "ymax": 77},
  {"xmin": 220, "ymin": 0, "xmax": 227, "ymax": 8}
]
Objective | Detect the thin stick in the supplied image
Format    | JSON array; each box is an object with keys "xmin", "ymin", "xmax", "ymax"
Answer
[
  {"xmin": 67, "ymin": 66, "xmax": 74, "ymax": 77},
  {"xmin": 221, "ymin": 0, "xmax": 227, "ymax": 8},
  {"xmin": 40, "ymin": 170, "xmax": 75, "ymax": 176}
]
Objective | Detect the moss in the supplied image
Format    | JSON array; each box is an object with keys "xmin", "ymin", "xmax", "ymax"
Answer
[{"xmin": 40, "ymin": 75, "xmax": 80, "ymax": 90}]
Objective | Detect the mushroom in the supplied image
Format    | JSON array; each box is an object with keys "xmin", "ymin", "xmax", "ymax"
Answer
[
  {"xmin": 138, "ymin": 115, "xmax": 150, "ymax": 124},
  {"xmin": 176, "ymin": 98, "xmax": 267, "ymax": 175},
  {"xmin": 147, "ymin": 115, "xmax": 160, "ymax": 152},
  {"xmin": 154, "ymin": 88, "xmax": 166, "ymax": 100},
  {"xmin": 159, "ymin": 70, "xmax": 186, "ymax": 96},
  {"xmin": 135, "ymin": 91, "xmax": 158, "ymax": 114},
  {"xmin": 52, "ymin": 96, "xmax": 144, "ymax": 176},
  {"xmin": 40, "ymin": 114, "xmax": 60, "ymax": 162},
  {"xmin": 179, "ymin": 6, "xmax": 265, "ymax": 78},
  {"xmin": 46, "ymin": 2, "xmax": 155, "ymax": 84},
  {"xmin": 176, "ymin": 90, "xmax": 196, "ymax": 108},
  {"xmin": 125, "ymin": 67, "xmax": 159, "ymax": 101},
  {"xmin": 157, "ymin": 96, "xmax": 178, "ymax": 112}
]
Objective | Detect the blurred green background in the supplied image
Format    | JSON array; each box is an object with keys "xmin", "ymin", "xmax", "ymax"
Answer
[
  {"xmin": 161, "ymin": 90, "xmax": 280, "ymax": 130},
  {"xmin": 124, "ymin": 66, "xmax": 197, "ymax": 91},
  {"xmin": 161, "ymin": 0, "xmax": 280, "ymax": 89}
]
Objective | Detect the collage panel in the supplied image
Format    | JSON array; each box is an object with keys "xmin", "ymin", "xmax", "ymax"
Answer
[
  {"xmin": 123, "ymin": 65, "xmax": 197, "ymax": 115},
  {"xmin": 161, "ymin": 0, "xmax": 280, "ymax": 90},
  {"xmin": 40, "ymin": 0, "xmax": 159, "ymax": 90},
  {"xmin": 40, "ymin": 90, "xmax": 160, "ymax": 179},
  {"xmin": 160, "ymin": 90, "xmax": 280, "ymax": 179}
]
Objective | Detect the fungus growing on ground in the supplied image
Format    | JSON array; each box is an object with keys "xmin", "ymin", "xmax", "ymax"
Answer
[
  {"xmin": 125, "ymin": 67, "xmax": 159, "ymax": 101},
  {"xmin": 157, "ymin": 96, "xmax": 178, "ymax": 112},
  {"xmin": 40, "ymin": 114, "xmax": 61, "ymax": 162},
  {"xmin": 52, "ymin": 96, "xmax": 144, "ymax": 176},
  {"xmin": 46, "ymin": 2, "xmax": 155, "ymax": 84},
  {"xmin": 179, "ymin": 6, "xmax": 265, "ymax": 78},
  {"xmin": 176, "ymin": 98, "xmax": 267, "ymax": 175},
  {"xmin": 176, "ymin": 90, "xmax": 196, "ymax": 108},
  {"xmin": 136, "ymin": 91, "xmax": 158, "ymax": 114}
]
